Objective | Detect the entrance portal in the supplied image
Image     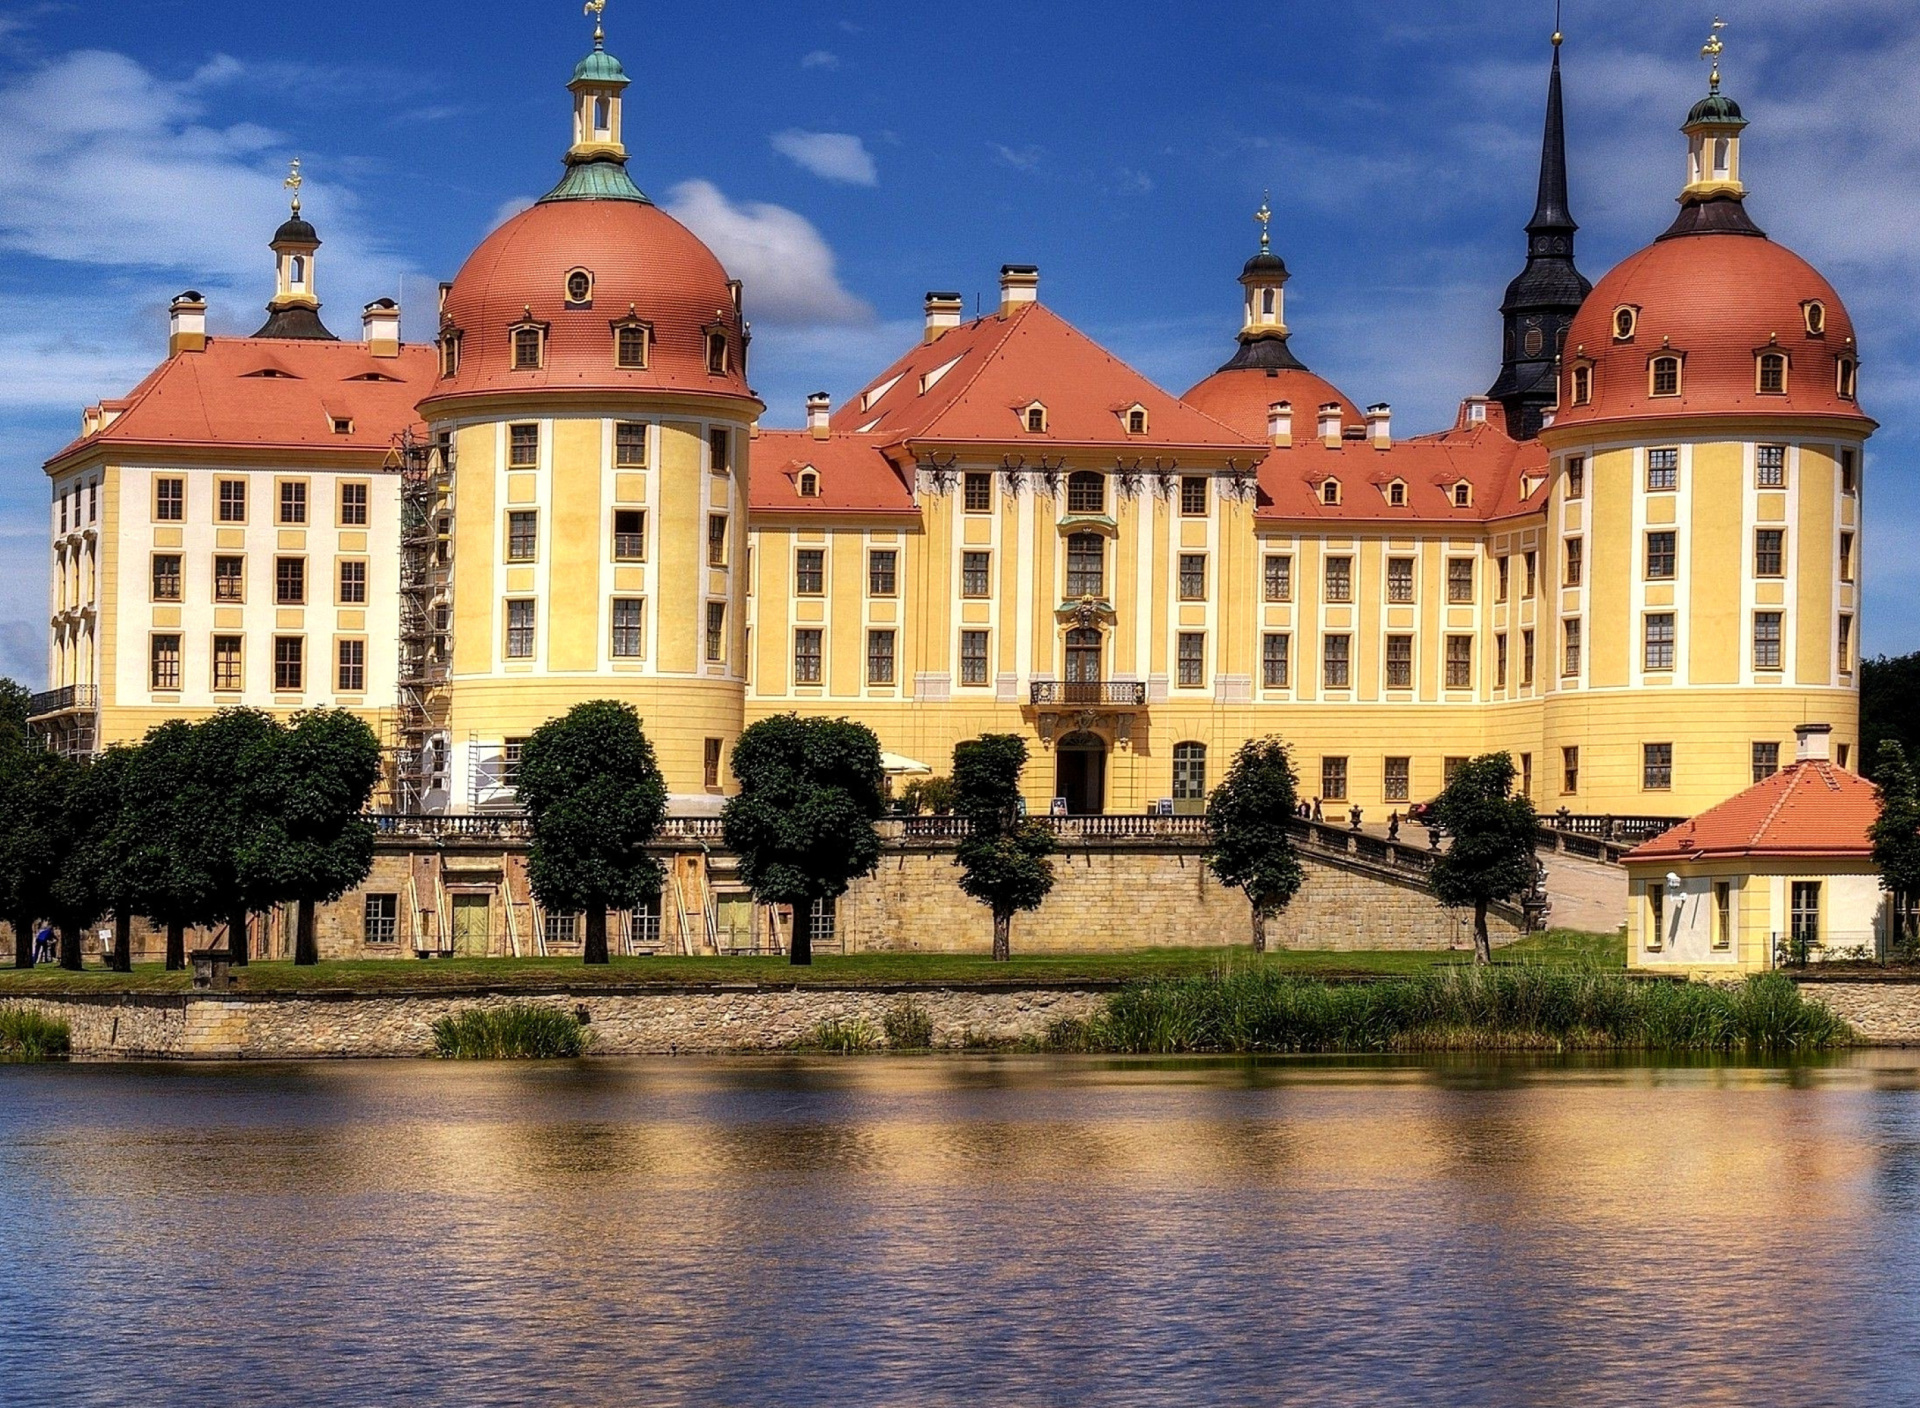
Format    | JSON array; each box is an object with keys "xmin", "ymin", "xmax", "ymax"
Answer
[{"xmin": 1054, "ymin": 731, "xmax": 1107, "ymax": 815}]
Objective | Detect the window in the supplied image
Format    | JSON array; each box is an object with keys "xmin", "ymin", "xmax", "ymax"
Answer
[
  {"xmin": 1757, "ymin": 444, "xmax": 1786, "ymax": 488},
  {"xmin": 615, "ymin": 421, "xmax": 649, "ymax": 468},
  {"xmin": 505, "ymin": 599, "xmax": 536, "ymax": 659},
  {"xmin": 214, "ymin": 556, "xmax": 245, "ymax": 603},
  {"xmin": 1388, "ymin": 482, "xmax": 1406, "ymax": 507},
  {"xmin": 809, "ymin": 897, "xmax": 838, "ymax": 944},
  {"xmin": 611, "ymin": 599, "xmax": 645, "ymax": 659},
  {"xmin": 963, "ymin": 472, "xmax": 992, "ymax": 513},
  {"xmin": 540, "ymin": 912, "xmax": 579, "ymax": 951},
  {"xmin": 333, "ymin": 637, "xmax": 366, "ymax": 693},
  {"xmin": 218, "ymin": 479, "xmax": 247, "ymax": 523},
  {"xmin": 1643, "ymin": 742, "xmax": 1673, "ymax": 791},
  {"xmin": 1713, "ymin": 881, "xmax": 1733, "ymax": 951},
  {"xmin": 1562, "ymin": 746, "xmax": 1580, "ymax": 794},
  {"xmin": 960, "ymin": 630, "xmax": 990, "ymax": 686},
  {"xmin": 1323, "ymin": 634, "xmax": 1350, "ymax": 688},
  {"xmin": 363, "ymin": 894, "xmax": 399, "ymax": 945},
  {"xmin": 1644, "ymin": 613, "xmax": 1676, "ymax": 672},
  {"xmin": 439, "ymin": 332, "xmax": 462, "ymax": 378},
  {"xmin": 1647, "ymin": 883, "xmax": 1665, "ymax": 951},
  {"xmin": 1385, "ymin": 635, "xmax": 1413, "ymax": 690},
  {"xmin": 339, "ymin": 481, "xmax": 368, "ymax": 526},
  {"xmin": 1758, "ymin": 352, "xmax": 1787, "ymax": 395},
  {"xmin": 706, "ymin": 602, "xmax": 727, "ymax": 663},
  {"xmin": 797, "ymin": 471, "xmax": 819, "ymax": 499},
  {"xmin": 1566, "ymin": 457, "xmax": 1585, "ymax": 499},
  {"xmin": 867, "ymin": 629, "xmax": 896, "ymax": 685},
  {"xmin": 1651, "ymin": 355, "xmax": 1682, "ymax": 397},
  {"xmin": 1179, "ymin": 553, "xmax": 1207, "ymax": 600},
  {"xmin": 1446, "ymin": 558, "xmax": 1474, "ymax": 604},
  {"xmin": 1752, "ymin": 741, "xmax": 1780, "ymax": 783},
  {"xmin": 795, "ymin": 549, "xmax": 825, "ymax": 595},
  {"xmin": 1262, "ymin": 633, "xmax": 1290, "ymax": 689},
  {"xmin": 1384, "ymin": 757, "xmax": 1411, "ymax": 803},
  {"xmin": 278, "ymin": 481, "xmax": 307, "ymax": 526},
  {"xmin": 512, "ymin": 325, "xmax": 544, "ymax": 370},
  {"xmin": 1522, "ymin": 631, "xmax": 1536, "ymax": 686},
  {"xmin": 1452, "ymin": 482, "xmax": 1472, "ymax": 508},
  {"xmin": 1564, "ymin": 538, "xmax": 1584, "ymax": 587},
  {"xmin": 1841, "ymin": 449, "xmax": 1858, "ymax": 496},
  {"xmin": 962, "ymin": 551, "xmax": 991, "ymax": 598},
  {"xmin": 1324, "ymin": 556, "xmax": 1352, "ymax": 604},
  {"xmin": 1613, "ymin": 306, "xmax": 1638, "ymax": 341},
  {"xmin": 1755, "ymin": 528, "xmax": 1785, "ymax": 577},
  {"xmin": 1320, "ymin": 479, "xmax": 1341, "ymax": 506},
  {"xmin": 1180, "ymin": 477, "xmax": 1208, "ymax": 516},
  {"xmin": 1646, "ymin": 531, "xmax": 1676, "ymax": 580},
  {"xmin": 1524, "ymin": 552, "xmax": 1537, "ymax": 598},
  {"xmin": 868, "ymin": 549, "xmax": 897, "ymax": 597},
  {"xmin": 1497, "ymin": 556, "xmax": 1510, "ymax": 602},
  {"xmin": 273, "ymin": 637, "xmax": 304, "ymax": 691},
  {"xmin": 1127, "ymin": 407, "xmax": 1148, "ymax": 435},
  {"xmin": 706, "ymin": 331, "xmax": 729, "ymax": 376},
  {"xmin": 507, "ymin": 511, "xmax": 539, "ymax": 562},
  {"xmin": 1066, "ymin": 533, "xmax": 1104, "ymax": 598},
  {"xmin": 1445, "ymin": 636, "xmax": 1473, "ymax": 689},
  {"xmin": 709, "ymin": 427, "xmax": 732, "ymax": 474},
  {"xmin": 1839, "ymin": 615, "xmax": 1854, "ymax": 673},
  {"xmin": 1840, "ymin": 532, "xmax": 1855, "ymax": 584},
  {"xmin": 150, "ymin": 635, "xmax": 181, "ymax": 691},
  {"xmin": 1647, "ymin": 448, "xmax": 1679, "ymax": 490},
  {"xmin": 1172, "ymin": 743, "xmax": 1208, "ymax": 802},
  {"xmin": 794, "ymin": 629, "xmax": 823, "ymax": 684},
  {"xmin": 1791, "ymin": 881, "xmax": 1822, "ymax": 953},
  {"xmin": 338, "ymin": 559, "xmax": 367, "ymax": 605},
  {"xmin": 1025, "ymin": 405, "xmax": 1047, "ymax": 434},
  {"xmin": 615, "ymin": 323, "xmax": 648, "ymax": 369},
  {"xmin": 704, "ymin": 738, "xmax": 724, "ymax": 790},
  {"xmin": 1571, "ymin": 365, "xmax": 1592, "ymax": 405},
  {"xmin": 1838, "ymin": 357, "xmax": 1858, "ymax": 400},
  {"xmin": 1563, "ymin": 618, "xmax": 1583, "ymax": 676},
  {"xmin": 1839, "ymin": 742, "xmax": 1852, "ymax": 771},
  {"xmin": 501, "ymin": 738, "xmax": 528, "ymax": 791},
  {"xmin": 155, "ymin": 477, "xmax": 184, "ymax": 522},
  {"xmin": 1177, "ymin": 633, "xmax": 1205, "ymax": 687},
  {"xmin": 509, "ymin": 423, "xmax": 539, "ymax": 469},
  {"xmin": 1805, "ymin": 301, "xmax": 1826, "ymax": 336},
  {"xmin": 1387, "ymin": 557, "xmax": 1414, "ymax": 603},
  {"xmin": 707, "ymin": 514, "xmax": 728, "ymax": 568},
  {"xmin": 1520, "ymin": 753, "xmax": 1534, "ymax": 798},
  {"xmin": 612, "ymin": 510, "xmax": 646, "ymax": 561},
  {"xmin": 1753, "ymin": 612, "xmax": 1783, "ymax": 670},
  {"xmin": 151, "ymin": 554, "xmax": 181, "ymax": 602},
  {"xmin": 1065, "ymin": 627, "xmax": 1102, "ymax": 684},
  {"xmin": 1496, "ymin": 633, "xmax": 1509, "ymax": 688},
  {"xmin": 1066, "ymin": 472, "xmax": 1105, "ymax": 514},
  {"xmin": 275, "ymin": 557, "xmax": 306, "ymax": 606},
  {"xmin": 1321, "ymin": 756, "xmax": 1349, "ymax": 802},
  {"xmin": 1263, "ymin": 555, "xmax": 1292, "ymax": 603}
]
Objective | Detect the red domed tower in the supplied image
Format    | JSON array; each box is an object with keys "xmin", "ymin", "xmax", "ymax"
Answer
[{"xmin": 1538, "ymin": 24, "xmax": 1876, "ymax": 818}]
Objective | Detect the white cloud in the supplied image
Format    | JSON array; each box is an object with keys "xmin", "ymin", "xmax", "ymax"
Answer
[
  {"xmin": 992, "ymin": 143, "xmax": 1044, "ymax": 171},
  {"xmin": 770, "ymin": 129, "xmax": 877, "ymax": 186},
  {"xmin": 490, "ymin": 195, "xmax": 536, "ymax": 231},
  {"xmin": 800, "ymin": 50, "xmax": 840, "ymax": 70},
  {"xmin": 0, "ymin": 534, "xmax": 46, "ymax": 688},
  {"xmin": 663, "ymin": 179, "xmax": 871, "ymax": 326}
]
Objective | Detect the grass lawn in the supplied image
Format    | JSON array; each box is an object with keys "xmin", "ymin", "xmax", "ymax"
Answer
[{"xmin": 0, "ymin": 928, "xmax": 1625, "ymax": 997}]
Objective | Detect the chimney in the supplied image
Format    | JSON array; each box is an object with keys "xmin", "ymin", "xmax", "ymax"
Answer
[
  {"xmin": 169, "ymin": 291, "xmax": 208, "ymax": 356},
  {"xmin": 1267, "ymin": 400, "xmax": 1293, "ymax": 449},
  {"xmin": 1318, "ymin": 402, "xmax": 1343, "ymax": 448},
  {"xmin": 1795, "ymin": 723, "xmax": 1833, "ymax": 764},
  {"xmin": 1366, "ymin": 403, "xmax": 1392, "ymax": 450},
  {"xmin": 999, "ymin": 264, "xmax": 1039, "ymax": 316},
  {"xmin": 806, "ymin": 392, "xmax": 832, "ymax": 440},
  {"xmin": 362, "ymin": 298, "xmax": 401, "ymax": 358},
  {"xmin": 924, "ymin": 291, "xmax": 964, "ymax": 344}
]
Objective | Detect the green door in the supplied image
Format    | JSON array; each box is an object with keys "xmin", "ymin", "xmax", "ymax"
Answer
[{"xmin": 451, "ymin": 894, "xmax": 491, "ymax": 957}]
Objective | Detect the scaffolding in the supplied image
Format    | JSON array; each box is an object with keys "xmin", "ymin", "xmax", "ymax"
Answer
[{"xmin": 388, "ymin": 427, "xmax": 454, "ymax": 814}]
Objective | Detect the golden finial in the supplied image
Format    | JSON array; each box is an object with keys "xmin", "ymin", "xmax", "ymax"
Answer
[
  {"xmin": 1255, "ymin": 192, "xmax": 1272, "ymax": 252},
  {"xmin": 1552, "ymin": 0, "xmax": 1562, "ymax": 47},
  {"xmin": 284, "ymin": 157, "xmax": 303, "ymax": 216},
  {"xmin": 1701, "ymin": 16, "xmax": 1726, "ymax": 92},
  {"xmin": 584, "ymin": 0, "xmax": 606, "ymax": 47}
]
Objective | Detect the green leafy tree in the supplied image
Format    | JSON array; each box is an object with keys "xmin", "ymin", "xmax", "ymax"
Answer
[
  {"xmin": 115, "ymin": 721, "xmax": 223, "ymax": 970},
  {"xmin": 1205, "ymin": 738, "xmax": 1305, "ymax": 953},
  {"xmin": 1864, "ymin": 653, "xmax": 1920, "ymax": 780},
  {"xmin": 898, "ymin": 775, "xmax": 959, "ymax": 816},
  {"xmin": 1871, "ymin": 740, "xmax": 1920, "ymax": 948},
  {"xmin": 724, "ymin": 714, "xmax": 885, "ymax": 966},
  {"xmin": 0, "ymin": 678, "xmax": 30, "ymax": 740},
  {"xmin": 0, "ymin": 736, "xmax": 73, "ymax": 967},
  {"xmin": 518, "ymin": 701, "xmax": 668, "ymax": 965},
  {"xmin": 190, "ymin": 709, "xmax": 286, "ymax": 965},
  {"xmin": 952, "ymin": 734, "xmax": 1055, "ymax": 961},
  {"xmin": 241, "ymin": 710, "xmax": 382, "ymax": 965},
  {"xmin": 1426, "ymin": 752, "xmax": 1540, "ymax": 965},
  {"xmin": 70, "ymin": 745, "xmax": 142, "ymax": 972}
]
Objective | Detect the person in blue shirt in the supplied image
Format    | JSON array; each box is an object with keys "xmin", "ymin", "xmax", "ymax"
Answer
[{"xmin": 31, "ymin": 923, "xmax": 56, "ymax": 966}]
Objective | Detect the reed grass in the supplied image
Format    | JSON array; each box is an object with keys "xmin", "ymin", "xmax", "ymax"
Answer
[
  {"xmin": 431, "ymin": 1003, "xmax": 591, "ymax": 1059},
  {"xmin": 882, "ymin": 1000, "xmax": 935, "ymax": 1050},
  {"xmin": 1047, "ymin": 966, "xmax": 1852, "ymax": 1054},
  {"xmin": 801, "ymin": 1018, "xmax": 880, "ymax": 1053},
  {"xmin": 0, "ymin": 1008, "xmax": 72, "ymax": 1060}
]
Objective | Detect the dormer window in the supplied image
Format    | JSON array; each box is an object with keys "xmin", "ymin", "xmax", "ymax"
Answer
[
  {"xmin": 1452, "ymin": 481, "xmax": 1472, "ymax": 508},
  {"xmin": 1387, "ymin": 481, "xmax": 1406, "ymax": 507},
  {"xmin": 565, "ymin": 268, "xmax": 594, "ymax": 307},
  {"xmin": 438, "ymin": 331, "xmax": 462, "ymax": 379},
  {"xmin": 511, "ymin": 317, "xmax": 547, "ymax": 371},
  {"xmin": 1804, "ymin": 301, "xmax": 1826, "ymax": 336},
  {"xmin": 1320, "ymin": 478, "xmax": 1341, "ymax": 506},
  {"xmin": 1123, "ymin": 404, "xmax": 1148, "ymax": 436},
  {"xmin": 1650, "ymin": 354, "xmax": 1682, "ymax": 398},
  {"xmin": 1024, "ymin": 402, "xmax": 1049, "ymax": 434},
  {"xmin": 613, "ymin": 318, "xmax": 651, "ymax": 370},
  {"xmin": 1613, "ymin": 306, "xmax": 1638, "ymax": 342},
  {"xmin": 331, "ymin": 417, "xmax": 353, "ymax": 436},
  {"xmin": 705, "ymin": 329, "xmax": 730, "ymax": 376},
  {"xmin": 1570, "ymin": 364, "xmax": 1593, "ymax": 406},
  {"xmin": 797, "ymin": 469, "xmax": 820, "ymax": 499},
  {"xmin": 1757, "ymin": 351, "xmax": 1788, "ymax": 396},
  {"xmin": 1838, "ymin": 357, "xmax": 1858, "ymax": 401}
]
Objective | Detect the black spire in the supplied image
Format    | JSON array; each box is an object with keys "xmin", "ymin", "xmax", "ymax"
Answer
[{"xmin": 1488, "ymin": 37, "xmax": 1590, "ymax": 441}]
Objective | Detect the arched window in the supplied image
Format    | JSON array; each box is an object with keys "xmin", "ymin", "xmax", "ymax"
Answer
[
  {"xmin": 1837, "ymin": 357, "xmax": 1858, "ymax": 400},
  {"xmin": 1650, "ymin": 355, "xmax": 1682, "ymax": 397},
  {"xmin": 438, "ymin": 332, "xmax": 462, "ymax": 379},
  {"xmin": 1758, "ymin": 352, "xmax": 1788, "ymax": 396},
  {"xmin": 615, "ymin": 322, "xmax": 648, "ymax": 369},
  {"xmin": 1172, "ymin": 742, "xmax": 1208, "ymax": 802},
  {"xmin": 289, "ymin": 255, "xmax": 306, "ymax": 290},
  {"xmin": 1066, "ymin": 471, "xmax": 1105, "ymax": 514},
  {"xmin": 1388, "ymin": 481, "xmax": 1406, "ymax": 507},
  {"xmin": 512, "ymin": 324, "xmax": 544, "ymax": 371},
  {"xmin": 1320, "ymin": 478, "xmax": 1341, "ymax": 506},
  {"xmin": 593, "ymin": 96, "xmax": 611, "ymax": 136},
  {"xmin": 797, "ymin": 470, "xmax": 819, "ymax": 499},
  {"xmin": 1613, "ymin": 306, "xmax": 1637, "ymax": 341},
  {"xmin": 1126, "ymin": 407, "xmax": 1147, "ymax": 435},
  {"xmin": 1025, "ymin": 404, "xmax": 1048, "ymax": 434},
  {"xmin": 1064, "ymin": 626, "xmax": 1103, "ymax": 683},
  {"xmin": 1453, "ymin": 482, "xmax": 1472, "ymax": 508},
  {"xmin": 1804, "ymin": 301, "xmax": 1826, "ymax": 336},
  {"xmin": 1065, "ymin": 533, "xmax": 1105, "ymax": 597},
  {"xmin": 1261, "ymin": 288, "xmax": 1276, "ymax": 316},
  {"xmin": 706, "ymin": 331, "xmax": 729, "ymax": 376},
  {"xmin": 1571, "ymin": 365, "xmax": 1593, "ymax": 405}
]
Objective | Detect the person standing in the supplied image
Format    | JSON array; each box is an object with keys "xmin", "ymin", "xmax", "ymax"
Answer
[{"xmin": 32, "ymin": 922, "xmax": 55, "ymax": 966}]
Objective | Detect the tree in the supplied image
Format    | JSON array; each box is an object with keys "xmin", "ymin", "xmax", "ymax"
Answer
[
  {"xmin": 190, "ymin": 709, "xmax": 286, "ymax": 966},
  {"xmin": 952, "ymin": 734, "xmax": 1055, "ymax": 961},
  {"xmin": 0, "ymin": 678, "xmax": 29, "ymax": 740},
  {"xmin": 1871, "ymin": 740, "xmax": 1920, "ymax": 948},
  {"xmin": 1426, "ymin": 752, "xmax": 1540, "ymax": 965},
  {"xmin": 0, "ymin": 736, "xmax": 73, "ymax": 967},
  {"xmin": 517, "ymin": 701, "xmax": 668, "ymax": 965},
  {"xmin": 1864, "ymin": 653, "xmax": 1920, "ymax": 780},
  {"xmin": 1204, "ymin": 737, "xmax": 1305, "ymax": 953},
  {"xmin": 243, "ymin": 710, "xmax": 382, "ymax": 965},
  {"xmin": 898, "ymin": 775, "xmax": 958, "ymax": 816},
  {"xmin": 724, "ymin": 714, "xmax": 885, "ymax": 966},
  {"xmin": 68, "ymin": 745, "xmax": 142, "ymax": 972},
  {"xmin": 115, "ymin": 721, "xmax": 223, "ymax": 971}
]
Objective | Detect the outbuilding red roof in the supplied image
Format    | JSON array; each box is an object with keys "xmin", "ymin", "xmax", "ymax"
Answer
[
  {"xmin": 1627, "ymin": 759, "xmax": 1879, "ymax": 863},
  {"xmin": 747, "ymin": 431, "xmax": 917, "ymax": 515}
]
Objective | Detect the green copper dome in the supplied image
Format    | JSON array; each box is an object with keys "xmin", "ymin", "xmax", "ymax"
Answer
[
  {"xmin": 541, "ymin": 159, "xmax": 650, "ymax": 205},
  {"xmin": 572, "ymin": 46, "xmax": 630, "ymax": 87},
  {"xmin": 1686, "ymin": 91, "xmax": 1746, "ymax": 127}
]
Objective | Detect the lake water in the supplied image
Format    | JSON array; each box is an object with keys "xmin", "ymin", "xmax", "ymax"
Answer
[{"xmin": 4, "ymin": 1054, "xmax": 1920, "ymax": 1407}]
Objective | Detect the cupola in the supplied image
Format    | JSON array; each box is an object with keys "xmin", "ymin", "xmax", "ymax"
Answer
[
  {"xmin": 543, "ymin": 2, "xmax": 649, "ymax": 205},
  {"xmin": 1660, "ymin": 19, "xmax": 1763, "ymax": 240},
  {"xmin": 1239, "ymin": 196, "xmax": 1289, "ymax": 338},
  {"xmin": 254, "ymin": 159, "xmax": 337, "ymax": 340}
]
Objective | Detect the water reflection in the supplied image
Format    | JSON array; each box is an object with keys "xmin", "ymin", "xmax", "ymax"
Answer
[{"xmin": 4, "ymin": 1053, "xmax": 1920, "ymax": 1406}]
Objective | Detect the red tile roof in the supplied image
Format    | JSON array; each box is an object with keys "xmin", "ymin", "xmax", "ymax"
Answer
[
  {"xmin": 46, "ymin": 337, "xmax": 436, "ymax": 469},
  {"xmin": 747, "ymin": 431, "xmax": 917, "ymax": 515},
  {"xmin": 1627, "ymin": 760, "xmax": 1879, "ymax": 863},
  {"xmin": 1181, "ymin": 366, "xmax": 1362, "ymax": 440},
  {"xmin": 1252, "ymin": 417, "xmax": 1551, "ymax": 526}
]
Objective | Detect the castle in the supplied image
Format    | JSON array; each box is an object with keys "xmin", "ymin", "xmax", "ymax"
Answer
[{"xmin": 34, "ymin": 21, "xmax": 1872, "ymax": 826}]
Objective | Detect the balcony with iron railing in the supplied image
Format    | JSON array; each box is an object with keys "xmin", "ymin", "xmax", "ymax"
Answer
[
  {"xmin": 28, "ymin": 685, "xmax": 98, "ymax": 720},
  {"xmin": 1030, "ymin": 680, "xmax": 1148, "ymax": 708}
]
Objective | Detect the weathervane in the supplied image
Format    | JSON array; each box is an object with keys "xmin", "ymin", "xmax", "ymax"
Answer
[
  {"xmin": 585, "ymin": 0, "xmax": 606, "ymax": 46},
  {"xmin": 1256, "ymin": 192, "xmax": 1272, "ymax": 252},
  {"xmin": 284, "ymin": 158, "xmax": 303, "ymax": 217},
  {"xmin": 1701, "ymin": 16, "xmax": 1726, "ymax": 92},
  {"xmin": 1552, "ymin": 0, "xmax": 1563, "ymax": 47}
]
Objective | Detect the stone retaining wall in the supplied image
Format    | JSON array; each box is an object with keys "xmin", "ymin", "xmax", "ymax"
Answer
[{"xmin": 1793, "ymin": 979, "xmax": 1920, "ymax": 1045}]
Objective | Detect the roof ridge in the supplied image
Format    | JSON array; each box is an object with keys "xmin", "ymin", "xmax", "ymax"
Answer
[
  {"xmin": 911, "ymin": 305, "xmax": 1039, "ymax": 443},
  {"xmin": 1749, "ymin": 764, "xmax": 1807, "ymax": 848}
]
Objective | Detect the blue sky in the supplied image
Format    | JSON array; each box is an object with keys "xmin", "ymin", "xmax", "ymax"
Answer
[{"xmin": 1, "ymin": 0, "xmax": 1915, "ymax": 686}]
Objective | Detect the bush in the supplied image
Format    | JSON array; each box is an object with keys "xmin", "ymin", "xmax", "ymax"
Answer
[
  {"xmin": 882, "ymin": 1000, "xmax": 934, "ymax": 1050},
  {"xmin": 432, "ymin": 1003, "xmax": 591, "ymax": 1059},
  {"xmin": 802, "ymin": 1017, "xmax": 879, "ymax": 1053},
  {"xmin": 0, "ymin": 1007, "xmax": 70, "ymax": 1060},
  {"xmin": 1051, "ymin": 967, "xmax": 1852, "ymax": 1054}
]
